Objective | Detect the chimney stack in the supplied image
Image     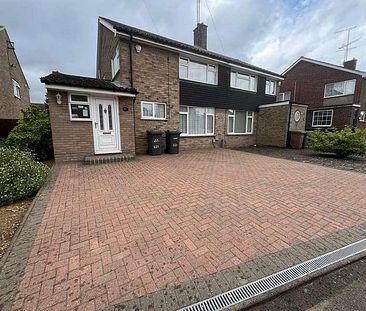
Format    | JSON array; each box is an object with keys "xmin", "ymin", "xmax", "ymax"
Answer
[
  {"xmin": 343, "ymin": 58, "xmax": 357, "ymax": 70},
  {"xmin": 193, "ymin": 23, "xmax": 208, "ymax": 49}
]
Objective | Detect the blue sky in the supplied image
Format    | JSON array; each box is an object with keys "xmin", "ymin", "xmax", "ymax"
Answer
[{"xmin": 1, "ymin": 0, "xmax": 365, "ymax": 102}]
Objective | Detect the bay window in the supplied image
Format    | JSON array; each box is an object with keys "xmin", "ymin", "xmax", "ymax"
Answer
[
  {"xmin": 227, "ymin": 110, "xmax": 254, "ymax": 134},
  {"xmin": 265, "ymin": 80, "xmax": 277, "ymax": 95},
  {"xmin": 324, "ymin": 79, "xmax": 356, "ymax": 98},
  {"xmin": 179, "ymin": 58, "xmax": 217, "ymax": 85},
  {"xmin": 179, "ymin": 106, "xmax": 215, "ymax": 135},
  {"xmin": 230, "ymin": 72, "xmax": 257, "ymax": 92}
]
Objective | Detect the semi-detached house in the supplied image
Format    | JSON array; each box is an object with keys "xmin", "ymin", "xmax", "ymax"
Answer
[{"xmin": 42, "ymin": 17, "xmax": 306, "ymax": 162}]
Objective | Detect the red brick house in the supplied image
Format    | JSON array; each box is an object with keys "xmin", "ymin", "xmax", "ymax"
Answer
[
  {"xmin": 280, "ymin": 56, "xmax": 366, "ymax": 130},
  {"xmin": 0, "ymin": 26, "xmax": 30, "ymax": 137},
  {"xmin": 42, "ymin": 17, "xmax": 309, "ymax": 162}
]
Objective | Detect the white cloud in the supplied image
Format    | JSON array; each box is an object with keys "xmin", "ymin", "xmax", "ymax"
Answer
[{"xmin": 1, "ymin": 0, "xmax": 365, "ymax": 102}]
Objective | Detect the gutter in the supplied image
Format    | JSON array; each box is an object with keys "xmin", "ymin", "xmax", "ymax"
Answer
[
  {"xmin": 129, "ymin": 34, "xmax": 137, "ymax": 153},
  {"xmin": 286, "ymin": 101, "xmax": 293, "ymax": 148}
]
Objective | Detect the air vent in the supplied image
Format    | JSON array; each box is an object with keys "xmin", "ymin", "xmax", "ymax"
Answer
[{"xmin": 178, "ymin": 238, "xmax": 366, "ymax": 311}]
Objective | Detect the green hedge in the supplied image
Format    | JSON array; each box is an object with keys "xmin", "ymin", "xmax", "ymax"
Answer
[
  {"xmin": 6, "ymin": 105, "xmax": 53, "ymax": 160},
  {"xmin": 0, "ymin": 147, "xmax": 50, "ymax": 206},
  {"xmin": 308, "ymin": 127, "xmax": 366, "ymax": 158}
]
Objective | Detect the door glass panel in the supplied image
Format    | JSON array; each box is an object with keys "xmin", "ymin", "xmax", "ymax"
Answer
[
  {"xmin": 99, "ymin": 104, "xmax": 104, "ymax": 130},
  {"xmin": 108, "ymin": 105, "xmax": 113, "ymax": 130}
]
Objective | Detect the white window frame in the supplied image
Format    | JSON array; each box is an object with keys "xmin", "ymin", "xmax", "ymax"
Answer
[
  {"xmin": 68, "ymin": 93, "xmax": 92, "ymax": 121},
  {"xmin": 324, "ymin": 79, "xmax": 356, "ymax": 98},
  {"xmin": 230, "ymin": 71, "xmax": 257, "ymax": 92},
  {"xmin": 141, "ymin": 101, "xmax": 167, "ymax": 120},
  {"xmin": 111, "ymin": 46, "xmax": 120, "ymax": 79},
  {"xmin": 265, "ymin": 79, "xmax": 277, "ymax": 96},
  {"xmin": 227, "ymin": 110, "xmax": 254, "ymax": 135},
  {"xmin": 359, "ymin": 111, "xmax": 366, "ymax": 122},
  {"xmin": 312, "ymin": 110, "xmax": 333, "ymax": 127},
  {"xmin": 12, "ymin": 79, "xmax": 21, "ymax": 98},
  {"xmin": 179, "ymin": 106, "xmax": 215, "ymax": 136},
  {"xmin": 179, "ymin": 57, "xmax": 217, "ymax": 85},
  {"xmin": 277, "ymin": 91, "xmax": 291, "ymax": 101}
]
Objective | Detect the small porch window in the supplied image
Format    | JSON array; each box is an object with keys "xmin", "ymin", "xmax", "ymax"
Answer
[{"xmin": 69, "ymin": 94, "xmax": 91, "ymax": 121}]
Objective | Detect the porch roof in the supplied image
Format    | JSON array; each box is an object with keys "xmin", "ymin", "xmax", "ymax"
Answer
[{"xmin": 41, "ymin": 71, "xmax": 138, "ymax": 95}]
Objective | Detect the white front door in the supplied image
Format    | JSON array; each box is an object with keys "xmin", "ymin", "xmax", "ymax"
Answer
[{"xmin": 93, "ymin": 97, "xmax": 121, "ymax": 154}]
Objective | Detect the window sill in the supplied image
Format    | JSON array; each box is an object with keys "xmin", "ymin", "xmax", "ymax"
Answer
[
  {"xmin": 324, "ymin": 94, "xmax": 353, "ymax": 99},
  {"xmin": 226, "ymin": 133, "xmax": 254, "ymax": 136},
  {"xmin": 180, "ymin": 134, "xmax": 215, "ymax": 137},
  {"xmin": 311, "ymin": 125, "xmax": 332, "ymax": 128},
  {"xmin": 70, "ymin": 118, "xmax": 92, "ymax": 122},
  {"xmin": 265, "ymin": 94, "xmax": 276, "ymax": 97},
  {"xmin": 14, "ymin": 95, "xmax": 21, "ymax": 99},
  {"xmin": 141, "ymin": 117, "xmax": 167, "ymax": 121},
  {"xmin": 230, "ymin": 87, "xmax": 257, "ymax": 93},
  {"xmin": 179, "ymin": 78, "xmax": 217, "ymax": 86}
]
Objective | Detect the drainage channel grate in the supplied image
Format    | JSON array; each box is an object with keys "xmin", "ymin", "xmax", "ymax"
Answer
[{"xmin": 178, "ymin": 238, "xmax": 366, "ymax": 311}]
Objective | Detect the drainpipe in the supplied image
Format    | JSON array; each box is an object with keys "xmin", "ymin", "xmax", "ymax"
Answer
[
  {"xmin": 129, "ymin": 35, "xmax": 137, "ymax": 153},
  {"xmin": 286, "ymin": 101, "xmax": 293, "ymax": 148}
]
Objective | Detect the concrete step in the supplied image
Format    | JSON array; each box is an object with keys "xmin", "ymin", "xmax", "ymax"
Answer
[{"xmin": 84, "ymin": 153, "xmax": 135, "ymax": 165}]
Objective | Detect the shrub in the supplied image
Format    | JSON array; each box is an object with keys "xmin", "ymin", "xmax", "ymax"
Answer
[
  {"xmin": 309, "ymin": 127, "xmax": 366, "ymax": 158},
  {"xmin": 0, "ymin": 146, "xmax": 50, "ymax": 206},
  {"xmin": 6, "ymin": 105, "xmax": 53, "ymax": 160}
]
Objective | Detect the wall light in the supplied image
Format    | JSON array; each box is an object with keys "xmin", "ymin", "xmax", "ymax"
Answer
[
  {"xmin": 56, "ymin": 93, "xmax": 62, "ymax": 105},
  {"xmin": 135, "ymin": 44, "xmax": 142, "ymax": 53}
]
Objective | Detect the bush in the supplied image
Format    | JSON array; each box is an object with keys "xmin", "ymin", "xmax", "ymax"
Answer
[
  {"xmin": 0, "ymin": 147, "xmax": 50, "ymax": 206},
  {"xmin": 309, "ymin": 127, "xmax": 366, "ymax": 158},
  {"xmin": 6, "ymin": 105, "xmax": 53, "ymax": 160}
]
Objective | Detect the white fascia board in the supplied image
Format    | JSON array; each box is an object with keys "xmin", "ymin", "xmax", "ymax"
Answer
[
  {"xmin": 258, "ymin": 101, "xmax": 290, "ymax": 108},
  {"xmin": 283, "ymin": 57, "xmax": 366, "ymax": 77},
  {"xmin": 116, "ymin": 31, "xmax": 284, "ymax": 81},
  {"xmin": 45, "ymin": 84, "xmax": 136, "ymax": 98},
  {"xmin": 98, "ymin": 17, "xmax": 117, "ymax": 36}
]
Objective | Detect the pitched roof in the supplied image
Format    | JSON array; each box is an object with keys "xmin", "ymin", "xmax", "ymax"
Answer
[
  {"xmin": 282, "ymin": 56, "xmax": 366, "ymax": 77},
  {"xmin": 40, "ymin": 71, "xmax": 138, "ymax": 94},
  {"xmin": 99, "ymin": 17, "xmax": 283, "ymax": 79}
]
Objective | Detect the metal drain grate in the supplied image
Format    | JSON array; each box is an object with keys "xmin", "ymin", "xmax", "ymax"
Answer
[{"xmin": 178, "ymin": 238, "xmax": 366, "ymax": 311}]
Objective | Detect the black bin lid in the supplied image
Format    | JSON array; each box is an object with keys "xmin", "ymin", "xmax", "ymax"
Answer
[
  {"xmin": 165, "ymin": 130, "xmax": 181, "ymax": 135},
  {"xmin": 147, "ymin": 130, "xmax": 163, "ymax": 135}
]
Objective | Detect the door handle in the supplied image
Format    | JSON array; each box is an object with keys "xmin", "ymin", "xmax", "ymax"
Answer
[{"xmin": 94, "ymin": 122, "xmax": 98, "ymax": 128}]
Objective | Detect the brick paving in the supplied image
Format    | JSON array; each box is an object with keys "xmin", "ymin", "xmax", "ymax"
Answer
[{"xmin": 1, "ymin": 149, "xmax": 366, "ymax": 310}]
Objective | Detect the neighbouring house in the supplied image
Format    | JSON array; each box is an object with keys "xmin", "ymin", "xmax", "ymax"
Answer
[
  {"xmin": 42, "ymin": 17, "xmax": 308, "ymax": 162},
  {"xmin": 280, "ymin": 56, "xmax": 366, "ymax": 130},
  {"xmin": 0, "ymin": 26, "xmax": 30, "ymax": 137}
]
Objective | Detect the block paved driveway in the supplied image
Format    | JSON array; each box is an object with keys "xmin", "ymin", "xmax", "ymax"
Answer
[{"xmin": 9, "ymin": 149, "xmax": 366, "ymax": 310}]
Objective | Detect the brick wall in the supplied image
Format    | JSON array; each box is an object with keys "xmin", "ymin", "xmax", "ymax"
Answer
[
  {"xmin": 121, "ymin": 39, "xmax": 180, "ymax": 154},
  {"xmin": 0, "ymin": 27, "xmax": 30, "ymax": 136},
  {"xmin": 257, "ymin": 105, "xmax": 290, "ymax": 147},
  {"xmin": 48, "ymin": 90, "xmax": 135, "ymax": 162},
  {"xmin": 289, "ymin": 104, "xmax": 307, "ymax": 132},
  {"xmin": 280, "ymin": 60, "xmax": 362, "ymax": 108}
]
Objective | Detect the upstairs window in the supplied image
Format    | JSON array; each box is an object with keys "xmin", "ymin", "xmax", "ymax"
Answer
[
  {"xmin": 12, "ymin": 79, "xmax": 21, "ymax": 98},
  {"xmin": 277, "ymin": 91, "xmax": 291, "ymax": 101},
  {"xmin": 324, "ymin": 79, "xmax": 356, "ymax": 98},
  {"xmin": 111, "ymin": 47, "xmax": 120, "ymax": 79},
  {"xmin": 227, "ymin": 110, "xmax": 254, "ymax": 134},
  {"xmin": 312, "ymin": 110, "xmax": 333, "ymax": 127},
  {"xmin": 179, "ymin": 58, "xmax": 217, "ymax": 85},
  {"xmin": 265, "ymin": 79, "xmax": 277, "ymax": 95},
  {"xmin": 230, "ymin": 72, "xmax": 257, "ymax": 92}
]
